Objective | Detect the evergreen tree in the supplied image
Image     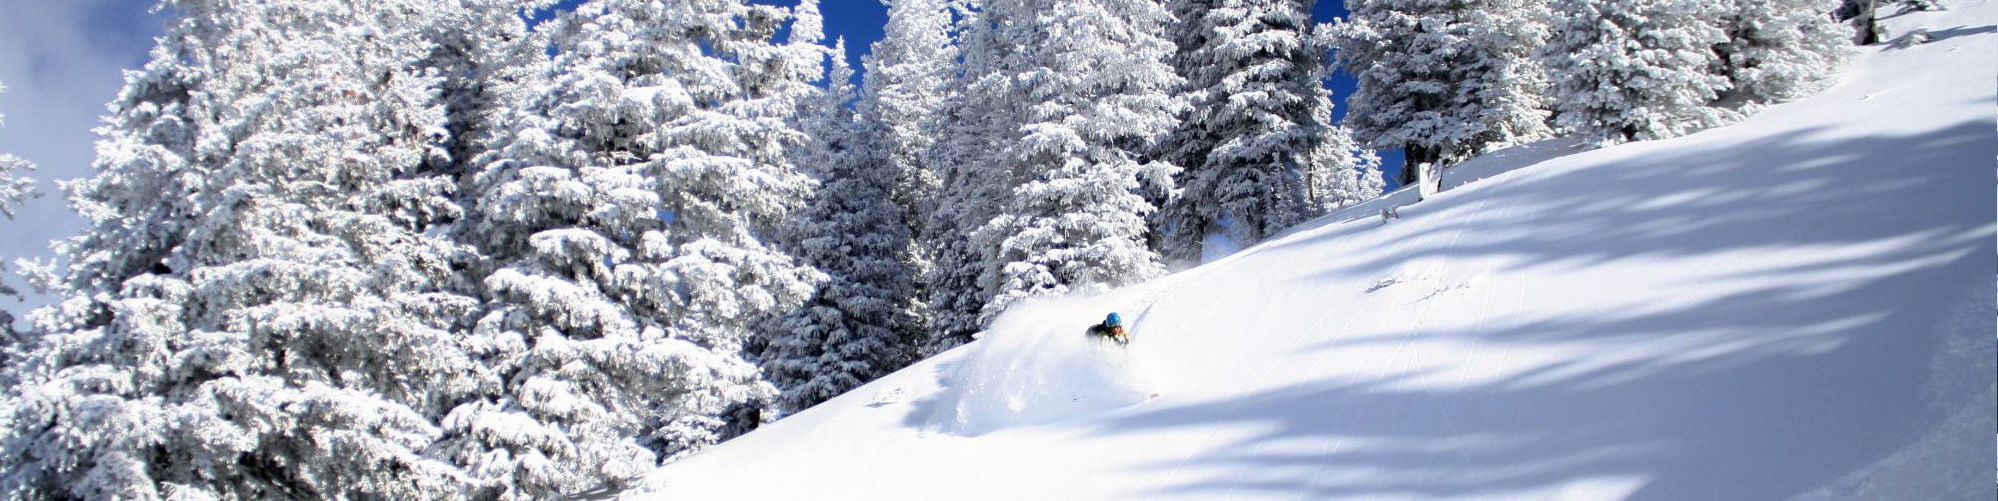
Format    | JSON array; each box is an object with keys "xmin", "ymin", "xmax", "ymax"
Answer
[
  {"xmin": 432, "ymin": 0, "xmax": 561, "ymax": 183},
  {"xmin": 763, "ymin": 40, "xmax": 927, "ymax": 414},
  {"xmin": 1158, "ymin": 0, "xmax": 1347, "ymax": 265},
  {"xmin": 1718, "ymin": 0, "xmax": 1850, "ymax": 105},
  {"xmin": 1540, "ymin": 0, "xmax": 1735, "ymax": 145},
  {"xmin": 1331, "ymin": 0, "xmax": 1554, "ymax": 184},
  {"xmin": 1303, "ymin": 113, "xmax": 1385, "ymax": 213},
  {"xmin": 447, "ymin": 0, "xmax": 820, "ymax": 495},
  {"xmin": 922, "ymin": 0, "xmax": 1019, "ymax": 351},
  {"xmin": 0, "ymin": 80, "xmax": 36, "ymax": 342},
  {"xmin": 854, "ymin": 0, "xmax": 957, "ymax": 355},
  {"xmin": 971, "ymin": 0, "xmax": 1182, "ymax": 321},
  {"xmin": 1301, "ymin": 24, "xmax": 1385, "ymax": 211},
  {"xmin": 1, "ymin": 1, "xmax": 489, "ymax": 497},
  {"xmin": 859, "ymin": 0, "xmax": 959, "ymax": 237}
]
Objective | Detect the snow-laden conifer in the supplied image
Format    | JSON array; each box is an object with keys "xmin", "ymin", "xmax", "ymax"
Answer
[
  {"xmin": 1, "ymin": 1, "xmax": 490, "ymax": 498},
  {"xmin": 0, "ymin": 80, "xmax": 36, "ymax": 329},
  {"xmin": 1305, "ymin": 118, "xmax": 1384, "ymax": 213},
  {"xmin": 1299, "ymin": 22, "xmax": 1384, "ymax": 217},
  {"xmin": 448, "ymin": 0, "xmax": 820, "ymax": 495},
  {"xmin": 1718, "ymin": 0, "xmax": 1851, "ymax": 105},
  {"xmin": 1540, "ymin": 0, "xmax": 1735, "ymax": 145},
  {"xmin": 432, "ymin": 0, "xmax": 561, "ymax": 181},
  {"xmin": 1331, "ymin": 0, "xmax": 1554, "ymax": 184},
  {"xmin": 971, "ymin": 0, "xmax": 1182, "ymax": 321},
  {"xmin": 922, "ymin": 1, "xmax": 1019, "ymax": 351},
  {"xmin": 763, "ymin": 40, "xmax": 927, "ymax": 414},
  {"xmin": 852, "ymin": 0, "xmax": 957, "ymax": 354},
  {"xmin": 1157, "ymin": 0, "xmax": 1356, "ymax": 265},
  {"xmin": 860, "ymin": 0, "xmax": 959, "ymax": 233}
]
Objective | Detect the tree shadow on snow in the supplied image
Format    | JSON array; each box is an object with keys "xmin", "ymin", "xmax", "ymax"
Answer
[
  {"xmin": 1272, "ymin": 122, "xmax": 1993, "ymax": 283},
  {"xmin": 1084, "ymin": 120, "xmax": 1996, "ymax": 500},
  {"xmin": 1887, "ymin": 24, "xmax": 1998, "ymax": 48}
]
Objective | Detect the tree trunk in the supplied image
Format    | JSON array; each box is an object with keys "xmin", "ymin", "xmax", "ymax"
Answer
[
  {"xmin": 1858, "ymin": 0, "xmax": 1884, "ymax": 44},
  {"xmin": 1401, "ymin": 146, "xmax": 1437, "ymax": 187}
]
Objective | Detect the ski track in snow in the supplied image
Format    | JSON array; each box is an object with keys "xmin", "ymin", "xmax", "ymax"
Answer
[
  {"xmin": 1402, "ymin": 169, "xmax": 1534, "ymax": 495},
  {"xmin": 1197, "ymin": 165, "xmax": 1526, "ymax": 501},
  {"xmin": 1166, "ymin": 198, "xmax": 1439, "ymax": 497},
  {"xmin": 1354, "ymin": 167, "xmax": 1517, "ymax": 497}
]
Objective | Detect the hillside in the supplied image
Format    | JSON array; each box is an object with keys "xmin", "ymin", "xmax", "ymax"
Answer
[{"xmin": 631, "ymin": 3, "xmax": 1996, "ymax": 499}]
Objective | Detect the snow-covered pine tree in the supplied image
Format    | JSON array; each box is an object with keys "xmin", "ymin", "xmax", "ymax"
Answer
[
  {"xmin": 1717, "ymin": 0, "xmax": 1850, "ymax": 105},
  {"xmin": 922, "ymin": 0, "xmax": 1020, "ymax": 351},
  {"xmin": 1540, "ymin": 0, "xmax": 1735, "ymax": 145},
  {"xmin": 1304, "ymin": 116, "xmax": 1384, "ymax": 213},
  {"xmin": 1331, "ymin": 0, "xmax": 1554, "ymax": 184},
  {"xmin": 1, "ymin": 1, "xmax": 490, "ymax": 498},
  {"xmin": 971, "ymin": 0, "xmax": 1181, "ymax": 321},
  {"xmin": 1157, "ymin": 0, "xmax": 1347, "ymax": 265},
  {"xmin": 852, "ymin": 0, "xmax": 958, "ymax": 355},
  {"xmin": 0, "ymin": 80, "xmax": 36, "ymax": 342},
  {"xmin": 431, "ymin": 0, "xmax": 560, "ymax": 182},
  {"xmin": 1, "ymin": 35, "xmax": 209, "ymax": 497},
  {"xmin": 763, "ymin": 40, "xmax": 927, "ymax": 414},
  {"xmin": 860, "ymin": 0, "xmax": 959, "ymax": 238},
  {"xmin": 446, "ymin": 0, "xmax": 820, "ymax": 495},
  {"xmin": 1284, "ymin": 22, "xmax": 1387, "ymax": 216},
  {"xmin": 684, "ymin": 0, "xmax": 828, "ymax": 434}
]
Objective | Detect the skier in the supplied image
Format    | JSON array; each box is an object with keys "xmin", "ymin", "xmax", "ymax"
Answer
[{"xmin": 1087, "ymin": 312, "xmax": 1128, "ymax": 345}]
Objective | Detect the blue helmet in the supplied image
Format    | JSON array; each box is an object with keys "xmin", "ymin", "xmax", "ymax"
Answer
[{"xmin": 1105, "ymin": 312, "xmax": 1122, "ymax": 327}]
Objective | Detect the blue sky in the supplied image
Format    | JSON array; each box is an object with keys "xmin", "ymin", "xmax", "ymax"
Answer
[
  {"xmin": 0, "ymin": 0, "xmax": 163, "ymax": 314},
  {"xmin": 0, "ymin": 0, "xmax": 1392, "ymax": 314}
]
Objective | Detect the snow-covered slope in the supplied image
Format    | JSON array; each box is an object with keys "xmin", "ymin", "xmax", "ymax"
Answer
[{"xmin": 633, "ymin": 5, "xmax": 1996, "ymax": 500}]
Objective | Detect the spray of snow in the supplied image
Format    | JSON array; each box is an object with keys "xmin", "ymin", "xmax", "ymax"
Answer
[{"xmin": 922, "ymin": 296, "xmax": 1161, "ymax": 435}]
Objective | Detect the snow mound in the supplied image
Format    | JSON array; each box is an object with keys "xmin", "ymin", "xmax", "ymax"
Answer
[{"xmin": 921, "ymin": 297, "xmax": 1159, "ymax": 435}]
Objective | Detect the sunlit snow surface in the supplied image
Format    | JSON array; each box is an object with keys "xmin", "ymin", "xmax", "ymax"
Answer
[
  {"xmin": 919, "ymin": 298, "xmax": 1163, "ymax": 435},
  {"xmin": 633, "ymin": 4, "xmax": 1996, "ymax": 500}
]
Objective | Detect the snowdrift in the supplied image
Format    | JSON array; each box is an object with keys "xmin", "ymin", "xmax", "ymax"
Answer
[{"xmin": 633, "ymin": 4, "xmax": 1995, "ymax": 500}]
